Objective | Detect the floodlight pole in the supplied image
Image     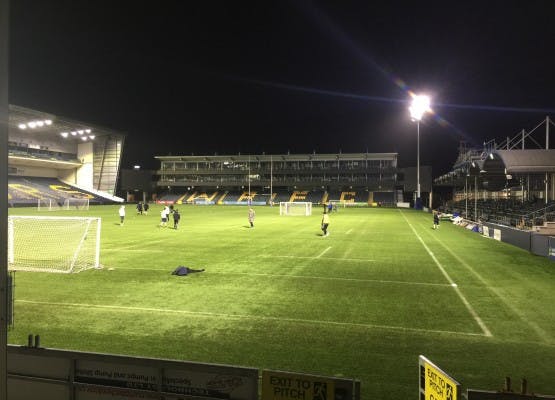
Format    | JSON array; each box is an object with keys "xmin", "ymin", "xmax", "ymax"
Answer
[
  {"xmin": 409, "ymin": 94, "xmax": 430, "ymax": 209},
  {"xmin": 464, "ymin": 175, "xmax": 468, "ymax": 218},
  {"xmin": 474, "ymin": 176, "xmax": 478, "ymax": 221},
  {"xmin": 416, "ymin": 120, "xmax": 421, "ymax": 200}
]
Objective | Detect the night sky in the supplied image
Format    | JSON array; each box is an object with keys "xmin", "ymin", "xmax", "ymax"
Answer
[{"xmin": 8, "ymin": 1, "xmax": 555, "ymax": 176}]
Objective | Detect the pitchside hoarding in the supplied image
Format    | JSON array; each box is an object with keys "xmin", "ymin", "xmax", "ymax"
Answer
[
  {"xmin": 261, "ymin": 370, "xmax": 360, "ymax": 400},
  {"xmin": 8, "ymin": 346, "xmax": 258, "ymax": 400}
]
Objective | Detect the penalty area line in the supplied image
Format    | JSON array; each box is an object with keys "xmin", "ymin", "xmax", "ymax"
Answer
[
  {"xmin": 262, "ymin": 255, "xmax": 376, "ymax": 262},
  {"xmin": 16, "ymin": 299, "xmax": 487, "ymax": 338},
  {"xmin": 316, "ymin": 246, "xmax": 332, "ymax": 258},
  {"xmin": 109, "ymin": 267, "xmax": 451, "ymax": 287}
]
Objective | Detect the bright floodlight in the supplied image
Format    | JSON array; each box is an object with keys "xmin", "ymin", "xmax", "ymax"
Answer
[
  {"xmin": 409, "ymin": 94, "xmax": 431, "ymax": 121},
  {"xmin": 18, "ymin": 123, "xmax": 26, "ymax": 129},
  {"xmin": 60, "ymin": 132, "xmax": 68, "ymax": 138},
  {"xmin": 133, "ymin": 165, "xmax": 141, "ymax": 170}
]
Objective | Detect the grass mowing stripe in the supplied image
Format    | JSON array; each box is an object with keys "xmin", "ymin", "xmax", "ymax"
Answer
[
  {"xmin": 110, "ymin": 267, "xmax": 453, "ymax": 287},
  {"xmin": 345, "ymin": 228, "xmax": 353, "ymax": 234},
  {"xmin": 16, "ymin": 299, "xmax": 487, "ymax": 338},
  {"xmin": 418, "ymin": 222, "xmax": 553, "ymax": 345},
  {"xmin": 399, "ymin": 210, "xmax": 493, "ymax": 337}
]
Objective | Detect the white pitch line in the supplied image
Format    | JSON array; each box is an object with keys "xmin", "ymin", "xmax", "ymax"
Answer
[
  {"xmin": 399, "ymin": 210, "xmax": 492, "ymax": 337},
  {"xmin": 103, "ymin": 249, "xmax": 165, "ymax": 253},
  {"xmin": 109, "ymin": 267, "xmax": 451, "ymax": 287},
  {"xmin": 345, "ymin": 228, "xmax": 353, "ymax": 235},
  {"xmin": 315, "ymin": 246, "xmax": 332, "ymax": 258},
  {"xmin": 16, "ymin": 299, "xmax": 487, "ymax": 338},
  {"xmin": 420, "ymin": 223, "xmax": 553, "ymax": 345},
  {"xmin": 263, "ymin": 255, "xmax": 375, "ymax": 262},
  {"xmin": 207, "ymin": 271, "xmax": 455, "ymax": 287}
]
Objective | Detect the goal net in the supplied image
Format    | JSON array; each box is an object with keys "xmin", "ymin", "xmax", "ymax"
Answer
[
  {"xmin": 63, "ymin": 198, "xmax": 90, "ymax": 210},
  {"xmin": 37, "ymin": 198, "xmax": 62, "ymax": 211},
  {"xmin": 329, "ymin": 200, "xmax": 346, "ymax": 208},
  {"xmin": 279, "ymin": 202, "xmax": 312, "ymax": 216},
  {"xmin": 8, "ymin": 216, "xmax": 101, "ymax": 273}
]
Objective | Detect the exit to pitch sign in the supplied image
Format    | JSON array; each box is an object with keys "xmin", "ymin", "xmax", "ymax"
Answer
[{"xmin": 419, "ymin": 355, "xmax": 460, "ymax": 400}]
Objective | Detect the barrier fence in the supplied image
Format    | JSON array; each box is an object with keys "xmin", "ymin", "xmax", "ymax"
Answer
[{"xmin": 7, "ymin": 345, "xmax": 360, "ymax": 400}]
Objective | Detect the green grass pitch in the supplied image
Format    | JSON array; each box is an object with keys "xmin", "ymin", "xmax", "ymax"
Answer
[{"xmin": 7, "ymin": 205, "xmax": 555, "ymax": 399}]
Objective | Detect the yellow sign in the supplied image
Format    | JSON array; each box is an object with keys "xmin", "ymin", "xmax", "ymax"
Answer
[
  {"xmin": 262, "ymin": 370, "xmax": 335, "ymax": 400},
  {"xmin": 420, "ymin": 356, "xmax": 460, "ymax": 400}
]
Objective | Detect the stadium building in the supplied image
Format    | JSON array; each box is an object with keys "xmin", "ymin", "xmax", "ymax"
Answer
[
  {"xmin": 7, "ymin": 104, "xmax": 125, "ymax": 207},
  {"xmin": 154, "ymin": 152, "xmax": 424, "ymax": 206}
]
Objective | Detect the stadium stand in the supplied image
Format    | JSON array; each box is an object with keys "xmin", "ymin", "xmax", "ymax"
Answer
[
  {"xmin": 305, "ymin": 189, "xmax": 325, "ymax": 204},
  {"xmin": 8, "ymin": 105, "xmax": 125, "ymax": 203},
  {"xmin": 8, "ymin": 176, "xmax": 110, "ymax": 207},
  {"xmin": 435, "ymin": 118, "xmax": 555, "ymax": 228},
  {"xmin": 155, "ymin": 152, "xmax": 406, "ymax": 207},
  {"xmin": 444, "ymin": 198, "xmax": 555, "ymax": 229},
  {"xmin": 272, "ymin": 189, "xmax": 291, "ymax": 204}
]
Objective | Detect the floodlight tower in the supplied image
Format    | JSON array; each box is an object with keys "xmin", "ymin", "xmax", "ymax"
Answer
[{"xmin": 409, "ymin": 94, "xmax": 431, "ymax": 208}]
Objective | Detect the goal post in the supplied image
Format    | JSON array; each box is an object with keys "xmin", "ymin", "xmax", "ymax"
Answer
[
  {"xmin": 279, "ymin": 201, "xmax": 312, "ymax": 216},
  {"xmin": 37, "ymin": 198, "xmax": 62, "ymax": 211},
  {"xmin": 329, "ymin": 200, "xmax": 347, "ymax": 208},
  {"xmin": 63, "ymin": 198, "xmax": 90, "ymax": 210},
  {"xmin": 8, "ymin": 216, "xmax": 101, "ymax": 273}
]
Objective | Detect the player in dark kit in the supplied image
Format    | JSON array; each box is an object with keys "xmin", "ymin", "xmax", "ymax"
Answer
[{"xmin": 173, "ymin": 209, "xmax": 181, "ymax": 229}]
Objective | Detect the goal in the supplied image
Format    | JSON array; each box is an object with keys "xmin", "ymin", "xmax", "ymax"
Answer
[
  {"xmin": 37, "ymin": 198, "xmax": 62, "ymax": 211},
  {"xmin": 8, "ymin": 216, "xmax": 101, "ymax": 273},
  {"xmin": 63, "ymin": 198, "xmax": 90, "ymax": 210},
  {"xmin": 329, "ymin": 200, "xmax": 347, "ymax": 208},
  {"xmin": 279, "ymin": 201, "xmax": 312, "ymax": 216}
]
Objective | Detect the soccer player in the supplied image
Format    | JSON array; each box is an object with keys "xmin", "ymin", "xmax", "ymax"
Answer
[
  {"xmin": 118, "ymin": 205, "xmax": 126, "ymax": 226},
  {"xmin": 173, "ymin": 209, "xmax": 181, "ymax": 229},
  {"xmin": 160, "ymin": 206, "xmax": 169, "ymax": 227},
  {"xmin": 433, "ymin": 210, "xmax": 440, "ymax": 230},
  {"xmin": 136, "ymin": 201, "xmax": 143, "ymax": 215},
  {"xmin": 143, "ymin": 202, "xmax": 149, "ymax": 215},
  {"xmin": 321, "ymin": 210, "xmax": 330, "ymax": 236},
  {"xmin": 248, "ymin": 208, "xmax": 255, "ymax": 228}
]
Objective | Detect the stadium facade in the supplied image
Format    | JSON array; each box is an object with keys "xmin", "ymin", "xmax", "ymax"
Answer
[{"xmin": 155, "ymin": 152, "xmax": 415, "ymax": 205}]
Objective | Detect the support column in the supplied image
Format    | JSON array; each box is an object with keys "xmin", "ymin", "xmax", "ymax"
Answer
[{"xmin": 0, "ymin": 0, "xmax": 9, "ymax": 398}]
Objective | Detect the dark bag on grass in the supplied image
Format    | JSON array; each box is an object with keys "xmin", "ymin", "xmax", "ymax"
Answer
[{"xmin": 172, "ymin": 266, "xmax": 189, "ymax": 276}]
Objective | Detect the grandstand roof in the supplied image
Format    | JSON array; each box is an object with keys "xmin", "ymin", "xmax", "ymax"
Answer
[
  {"xmin": 155, "ymin": 152, "xmax": 398, "ymax": 163},
  {"xmin": 9, "ymin": 104, "xmax": 125, "ymax": 142},
  {"xmin": 487, "ymin": 150, "xmax": 555, "ymax": 173}
]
